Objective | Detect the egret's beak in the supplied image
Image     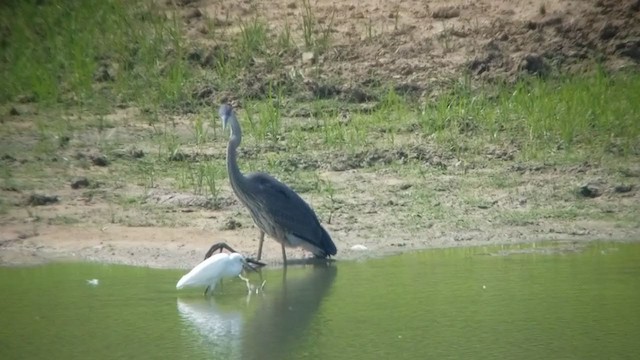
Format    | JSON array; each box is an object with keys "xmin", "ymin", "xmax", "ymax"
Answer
[
  {"xmin": 243, "ymin": 258, "xmax": 265, "ymax": 272},
  {"xmin": 241, "ymin": 258, "xmax": 254, "ymax": 272}
]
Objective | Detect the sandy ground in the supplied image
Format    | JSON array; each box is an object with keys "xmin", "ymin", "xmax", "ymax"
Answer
[
  {"xmin": 1, "ymin": 0, "xmax": 639, "ymax": 269},
  {"xmin": 2, "ymin": 219, "xmax": 638, "ymax": 269}
]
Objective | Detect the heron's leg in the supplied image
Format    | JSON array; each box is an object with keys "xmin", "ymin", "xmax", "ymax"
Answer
[
  {"xmin": 257, "ymin": 231, "xmax": 265, "ymax": 260},
  {"xmin": 281, "ymin": 242, "xmax": 287, "ymax": 266},
  {"xmin": 282, "ymin": 265, "xmax": 288, "ymax": 287},
  {"xmin": 204, "ymin": 285, "xmax": 211, "ymax": 297}
]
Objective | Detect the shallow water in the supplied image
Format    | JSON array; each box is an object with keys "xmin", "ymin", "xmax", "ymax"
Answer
[{"xmin": 1, "ymin": 242, "xmax": 639, "ymax": 360}]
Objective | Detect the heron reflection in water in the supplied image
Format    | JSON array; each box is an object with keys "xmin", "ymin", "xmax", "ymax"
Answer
[{"xmin": 242, "ymin": 262, "xmax": 337, "ymax": 360}]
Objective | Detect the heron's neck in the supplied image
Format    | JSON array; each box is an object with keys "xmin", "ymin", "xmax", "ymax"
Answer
[{"xmin": 226, "ymin": 114, "xmax": 249, "ymax": 195}]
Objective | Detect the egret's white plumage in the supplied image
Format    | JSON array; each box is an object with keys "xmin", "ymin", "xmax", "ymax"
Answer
[{"xmin": 177, "ymin": 252, "xmax": 249, "ymax": 295}]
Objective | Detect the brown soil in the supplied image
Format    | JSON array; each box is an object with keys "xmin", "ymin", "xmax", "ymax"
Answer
[
  {"xmin": 1, "ymin": 0, "xmax": 639, "ymax": 269},
  {"xmin": 182, "ymin": 0, "xmax": 640, "ymax": 101}
]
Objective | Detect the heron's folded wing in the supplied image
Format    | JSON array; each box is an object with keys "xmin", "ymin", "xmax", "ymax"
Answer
[{"xmin": 249, "ymin": 173, "xmax": 325, "ymax": 245}]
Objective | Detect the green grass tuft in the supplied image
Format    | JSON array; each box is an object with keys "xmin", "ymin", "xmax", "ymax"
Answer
[{"xmin": 1, "ymin": 0, "xmax": 193, "ymax": 109}]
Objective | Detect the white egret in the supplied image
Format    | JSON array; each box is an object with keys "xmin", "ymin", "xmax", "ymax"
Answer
[{"xmin": 176, "ymin": 252, "xmax": 253, "ymax": 296}]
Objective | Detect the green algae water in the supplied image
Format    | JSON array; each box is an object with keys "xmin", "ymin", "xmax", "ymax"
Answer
[{"xmin": 1, "ymin": 242, "xmax": 639, "ymax": 360}]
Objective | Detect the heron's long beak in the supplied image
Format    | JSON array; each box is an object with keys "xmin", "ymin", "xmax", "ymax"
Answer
[{"xmin": 220, "ymin": 116, "xmax": 227, "ymax": 132}]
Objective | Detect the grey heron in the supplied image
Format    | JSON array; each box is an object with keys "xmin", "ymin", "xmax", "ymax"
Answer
[{"xmin": 219, "ymin": 104, "xmax": 337, "ymax": 264}]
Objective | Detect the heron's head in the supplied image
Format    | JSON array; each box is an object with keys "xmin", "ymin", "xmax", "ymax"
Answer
[{"xmin": 218, "ymin": 104, "xmax": 233, "ymax": 131}]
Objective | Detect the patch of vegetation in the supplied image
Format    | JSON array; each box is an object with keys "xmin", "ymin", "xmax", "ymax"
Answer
[
  {"xmin": 0, "ymin": 0, "xmax": 195, "ymax": 110},
  {"xmin": 417, "ymin": 71, "xmax": 640, "ymax": 158},
  {"xmin": 0, "ymin": 0, "xmax": 638, "ymax": 237},
  {"xmin": 3, "ymin": 1, "xmax": 637, "ymax": 160},
  {"xmin": 47, "ymin": 215, "xmax": 80, "ymax": 225}
]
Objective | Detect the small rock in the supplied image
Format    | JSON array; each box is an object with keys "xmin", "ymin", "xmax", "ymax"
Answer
[
  {"xmin": 432, "ymin": 6, "xmax": 460, "ymax": 19},
  {"xmin": 28, "ymin": 193, "xmax": 59, "ymax": 206},
  {"xmin": 129, "ymin": 148, "xmax": 145, "ymax": 159},
  {"xmin": 351, "ymin": 244, "xmax": 368, "ymax": 251},
  {"xmin": 2, "ymin": 183, "xmax": 19, "ymax": 192},
  {"xmin": 309, "ymin": 82, "xmax": 340, "ymax": 99},
  {"xmin": 341, "ymin": 87, "xmax": 376, "ymax": 103},
  {"xmin": 9, "ymin": 107, "xmax": 19, "ymax": 116},
  {"xmin": 58, "ymin": 135, "xmax": 70, "ymax": 148},
  {"xmin": 519, "ymin": 53, "xmax": 548, "ymax": 76},
  {"xmin": 194, "ymin": 85, "xmax": 215, "ymax": 100},
  {"xmin": 197, "ymin": 24, "xmax": 209, "ymax": 35},
  {"xmin": 599, "ymin": 22, "xmax": 618, "ymax": 40},
  {"xmin": 477, "ymin": 202, "xmax": 494, "ymax": 209},
  {"xmin": 614, "ymin": 184, "xmax": 633, "ymax": 193},
  {"xmin": 302, "ymin": 51, "xmax": 316, "ymax": 65},
  {"xmin": 168, "ymin": 151, "xmax": 188, "ymax": 162},
  {"xmin": 169, "ymin": 0, "xmax": 197, "ymax": 6},
  {"xmin": 186, "ymin": 48, "xmax": 203, "ymax": 63},
  {"xmin": 184, "ymin": 8, "xmax": 202, "ymax": 19},
  {"xmin": 525, "ymin": 20, "xmax": 540, "ymax": 30},
  {"xmin": 70, "ymin": 177, "xmax": 90, "ymax": 189},
  {"xmin": 468, "ymin": 57, "xmax": 490, "ymax": 75},
  {"xmin": 394, "ymin": 83, "xmax": 423, "ymax": 95},
  {"xmin": 579, "ymin": 183, "xmax": 602, "ymax": 198},
  {"xmin": 541, "ymin": 16, "xmax": 563, "ymax": 27},
  {"xmin": 86, "ymin": 279, "xmax": 99, "ymax": 286},
  {"xmin": 615, "ymin": 40, "xmax": 640, "ymax": 62},
  {"xmin": 1, "ymin": 154, "xmax": 16, "ymax": 162},
  {"xmin": 94, "ymin": 64, "xmax": 116, "ymax": 82},
  {"xmin": 90, "ymin": 154, "xmax": 109, "ymax": 167},
  {"xmin": 16, "ymin": 94, "xmax": 36, "ymax": 103},
  {"xmin": 220, "ymin": 218, "xmax": 242, "ymax": 231}
]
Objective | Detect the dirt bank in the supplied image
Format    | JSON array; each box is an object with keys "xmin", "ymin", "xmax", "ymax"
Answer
[{"xmin": 1, "ymin": 221, "xmax": 639, "ymax": 269}]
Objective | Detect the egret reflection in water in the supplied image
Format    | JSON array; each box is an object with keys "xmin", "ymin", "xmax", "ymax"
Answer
[
  {"xmin": 176, "ymin": 297, "xmax": 244, "ymax": 359},
  {"xmin": 175, "ymin": 262, "xmax": 337, "ymax": 360}
]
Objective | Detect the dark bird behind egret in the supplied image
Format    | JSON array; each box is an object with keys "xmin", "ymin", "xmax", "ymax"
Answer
[
  {"xmin": 176, "ymin": 252, "xmax": 252, "ymax": 296},
  {"xmin": 219, "ymin": 104, "xmax": 337, "ymax": 263}
]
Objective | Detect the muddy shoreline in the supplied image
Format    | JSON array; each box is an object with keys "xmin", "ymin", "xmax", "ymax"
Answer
[{"xmin": 1, "ymin": 222, "xmax": 637, "ymax": 269}]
